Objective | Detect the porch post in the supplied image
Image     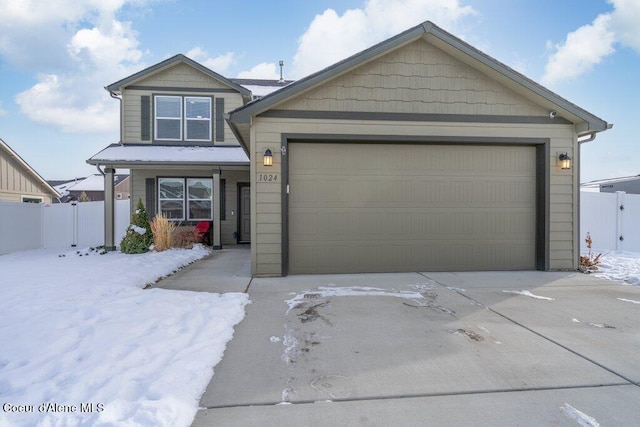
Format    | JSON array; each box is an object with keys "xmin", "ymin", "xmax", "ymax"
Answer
[
  {"xmin": 212, "ymin": 171, "xmax": 222, "ymax": 249},
  {"xmin": 104, "ymin": 167, "xmax": 116, "ymax": 251}
]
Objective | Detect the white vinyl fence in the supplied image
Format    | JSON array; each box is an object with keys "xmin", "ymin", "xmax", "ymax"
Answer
[
  {"xmin": 580, "ymin": 191, "xmax": 640, "ymax": 253},
  {"xmin": 0, "ymin": 200, "xmax": 130, "ymax": 255}
]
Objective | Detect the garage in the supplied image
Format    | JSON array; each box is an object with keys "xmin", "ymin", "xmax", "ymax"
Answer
[{"xmin": 288, "ymin": 143, "xmax": 537, "ymax": 274}]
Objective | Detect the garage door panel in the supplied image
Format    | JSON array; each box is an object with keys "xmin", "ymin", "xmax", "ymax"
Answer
[{"xmin": 288, "ymin": 143, "xmax": 536, "ymax": 274}]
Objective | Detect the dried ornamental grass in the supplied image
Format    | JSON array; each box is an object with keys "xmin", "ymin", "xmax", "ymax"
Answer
[
  {"xmin": 150, "ymin": 213, "xmax": 176, "ymax": 252},
  {"xmin": 580, "ymin": 232, "xmax": 602, "ymax": 272}
]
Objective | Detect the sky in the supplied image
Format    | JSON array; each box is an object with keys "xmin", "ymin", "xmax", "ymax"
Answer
[{"xmin": 0, "ymin": 0, "xmax": 638, "ymax": 182}]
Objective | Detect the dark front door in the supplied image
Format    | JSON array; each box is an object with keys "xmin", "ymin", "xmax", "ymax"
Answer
[{"xmin": 238, "ymin": 184, "xmax": 251, "ymax": 243}]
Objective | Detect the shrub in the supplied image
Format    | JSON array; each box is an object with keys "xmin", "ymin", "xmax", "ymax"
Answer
[
  {"xmin": 150, "ymin": 213, "xmax": 176, "ymax": 251},
  {"xmin": 120, "ymin": 199, "xmax": 153, "ymax": 254},
  {"xmin": 580, "ymin": 232, "xmax": 602, "ymax": 271}
]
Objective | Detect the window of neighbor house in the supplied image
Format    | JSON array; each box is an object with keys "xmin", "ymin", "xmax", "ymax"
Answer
[
  {"xmin": 154, "ymin": 96, "xmax": 211, "ymax": 142},
  {"xmin": 158, "ymin": 177, "xmax": 213, "ymax": 221},
  {"xmin": 22, "ymin": 196, "xmax": 43, "ymax": 203}
]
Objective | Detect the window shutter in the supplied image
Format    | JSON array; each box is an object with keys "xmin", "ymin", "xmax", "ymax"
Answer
[
  {"xmin": 141, "ymin": 96, "xmax": 151, "ymax": 141},
  {"xmin": 215, "ymin": 97, "xmax": 224, "ymax": 142},
  {"xmin": 145, "ymin": 178, "xmax": 156, "ymax": 218}
]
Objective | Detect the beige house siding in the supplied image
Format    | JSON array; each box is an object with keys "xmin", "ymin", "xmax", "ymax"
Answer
[
  {"xmin": 121, "ymin": 63, "xmax": 244, "ymax": 144},
  {"xmin": 251, "ymin": 117, "xmax": 577, "ymax": 275},
  {"xmin": 130, "ymin": 168, "xmax": 249, "ymax": 246},
  {"xmin": 276, "ymin": 39, "xmax": 548, "ymax": 117},
  {"xmin": 0, "ymin": 148, "xmax": 53, "ymax": 203}
]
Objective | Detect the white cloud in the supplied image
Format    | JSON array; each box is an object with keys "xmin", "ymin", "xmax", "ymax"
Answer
[
  {"xmin": 237, "ymin": 62, "xmax": 281, "ymax": 79},
  {"xmin": 291, "ymin": 0, "xmax": 475, "ymax": 78},
  {"xmin": 542, "ymin": 0, "xmax": 640, "ymax": 86},
  {"xmin": 185, "ymin": 48, "xmax": 236, "ymax": 73},
  {"xmin": 15, "ymin": 74, "xmax": 118, "ymax": 133},
  {"xmin": 0, "ymin": 101, "xmax": 6, "ymax": 116},
  {"xmin": 542, "ymin": 14, "xmax": 615, "ymax": 86},
  {"xmin": 3, "ymin": 1, "xmax": 153, "ymax": 134},
  {"xmin": 609, "ymin": 0, "xmax": 640, "ymax": 52}
]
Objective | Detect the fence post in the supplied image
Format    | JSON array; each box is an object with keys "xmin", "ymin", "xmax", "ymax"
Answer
[
  {"xmin": 616, "ymin": 191, "xmax": 625, "ymax": 251},
  {"xmin": 71, "ymin": 201, "xmax": 78, "ymax": 247}
]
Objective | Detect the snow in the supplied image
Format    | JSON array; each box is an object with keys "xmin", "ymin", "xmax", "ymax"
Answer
[
  {"xmin": 617, "ymin": 298, "xmax": 640, "ymax": 304},
  {"xmin": 0, "ymin": 245, "xmax": 249, "ymax": 427},
  {"xmin": 285, "ymin": 286, "xmax": 423, "ymax": 313},
  {"xmin": 590, "ymin": 250, "xmax": 640, "ymax": 285},
  {"xmin": 561, "ymin": 403, "xmax": 600, "ymax": 426},
  {"xmin": 502, "ymin": 290, "xmax": 555, "ymax": 300},
  {"xmin": 241, "ymin": 84, "xmax": 287, "ymax": 97},
  {"xmin": 89, "ymin": 145, "xmax": 248, "ymax": 165},
  {"xmin": 131, "ymin": 224, "xmax": 147, "ymax": 235}
]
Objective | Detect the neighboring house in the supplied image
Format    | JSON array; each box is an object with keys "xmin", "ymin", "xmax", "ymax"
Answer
[
  {"xmin": 92, "ymin": 21, "xmax": 611, "ymax": 275},
  {"xmin": 227, "ymin": 21, "xmax": 611, "ymax": 276},
  {"xmin": 581, "ymin": 175, "xmax": 640, "ymax": 194},
  {"xmin": 0, "ymin": 138, "xmax": 59, "ymax": 203},
  {"xmin": 51, "ymin": 174, "xmax": 130, "ymax": 202},
  {"xmin": 87, "ymin": 54, "xmax": 291, "ymax": 249}
]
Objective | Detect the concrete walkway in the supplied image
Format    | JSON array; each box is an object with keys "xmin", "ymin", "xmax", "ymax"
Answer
[
  {"xmin": 190, "ymin": 270, "xmax": 640, "ymax": 426},
  {"xmin": 152, "ymin": 245, "xmax": 251, "ymax": 293}
]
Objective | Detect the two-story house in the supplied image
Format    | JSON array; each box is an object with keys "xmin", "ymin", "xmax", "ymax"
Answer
[
  {"xmin": 92, "ymin": 22, "xmax": 611, "ymax": 276},
  {"xmin": 88, "ymin": 55, "xmax": 290, "ymax": 249}
]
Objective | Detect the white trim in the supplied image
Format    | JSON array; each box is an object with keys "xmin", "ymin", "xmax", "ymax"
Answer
[{"xmin": 155, "ymin": 95, "xmax": 183, "ymax": 141}]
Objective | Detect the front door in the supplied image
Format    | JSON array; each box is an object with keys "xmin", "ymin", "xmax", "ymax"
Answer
[{"xmin": 238, "ymin": 184, "xmax": 251, "ymax": 243}]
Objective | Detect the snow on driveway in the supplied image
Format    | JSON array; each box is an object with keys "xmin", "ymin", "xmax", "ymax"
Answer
[{"xmin": 0, "ymin": 245, "xmax": 249, "ymax": 427}]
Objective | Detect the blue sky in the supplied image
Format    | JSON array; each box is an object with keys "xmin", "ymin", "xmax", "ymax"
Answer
[{"xmin": 0, "ymin": 0, "xmax": 638, "ymax": 182}]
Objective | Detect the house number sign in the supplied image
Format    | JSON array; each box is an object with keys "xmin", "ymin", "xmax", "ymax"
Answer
[{"xmin": 258, "ymin": 173, "xmax": 279, "ymax": 182}]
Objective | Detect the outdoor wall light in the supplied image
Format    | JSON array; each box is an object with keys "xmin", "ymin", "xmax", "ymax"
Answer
[
  {"xmin": 263, "ymin": 148, "xmax": 273, "ymax": 166},
  {"xmin": 558, "ymin": 152, "xmax": 572, "ymax": 170}
]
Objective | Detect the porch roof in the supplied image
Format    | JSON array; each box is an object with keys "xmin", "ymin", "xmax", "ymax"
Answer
[{"xmin": 87, "ymin": 144, "xmax": 249, "ymax": 167}]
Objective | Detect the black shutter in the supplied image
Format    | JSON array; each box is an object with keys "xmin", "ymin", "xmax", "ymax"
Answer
[
  {"xmin": 215, "ymin": 97, "xmax": 224, "ymax": 142},
  {"xmin": 145, "ymin": 178, "xmax": 156, "ymax": 219},
  {"xmin": 141, "ymin": 96, "xmax": 151, "ymax": 141}
]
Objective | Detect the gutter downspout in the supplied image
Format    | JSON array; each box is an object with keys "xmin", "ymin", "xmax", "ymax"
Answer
[{"xmin": 107, "ymin": 88, "xmax": 123, "ymax": 145}]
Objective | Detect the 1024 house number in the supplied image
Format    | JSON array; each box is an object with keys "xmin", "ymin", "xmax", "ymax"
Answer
[{"xmin": 258, "ymin": 173, "xmax": 279, "ymax": 182}]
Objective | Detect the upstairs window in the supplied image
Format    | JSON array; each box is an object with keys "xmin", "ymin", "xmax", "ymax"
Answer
[
  {"xmin": 155, "ymin": 96, "xmax": 182, "ymax": 140},
  {"xmin": 154, "ymin": 96, "xmax": 211, "ymax": 142},
  {"xmin": 185, "ymin": 97, "xmax": 211, "ymax": 141}
]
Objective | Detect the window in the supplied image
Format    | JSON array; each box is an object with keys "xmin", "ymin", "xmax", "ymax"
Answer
[
  {"xmin": 158, "ymin": 178, "xmax": 185, "ymax": 220},
  {"xmin": 187, "ymin": 178, "xmax": 212, "ymax": 220},
  {"xmin": 22, "ymin": 196, "xmax": 43, "ymax": 203},
  {"xmin": 154, "ymin": 96, "xmax": 211, "ymax": 142},
  {"xmin": 158, "ymin": 177, "xmax": 213, "ymax": 221},
  {"xmin": 185, "ymin": 97, "xmax": 211, "ymax": 141},
  {"xmin": 155, "ymin": 96, "xmax": 182, "ymax": 140}
]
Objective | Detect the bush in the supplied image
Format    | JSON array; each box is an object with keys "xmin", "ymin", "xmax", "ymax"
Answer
[
  {"xmin": 580, "ymin": 232, "xmax": 602, "ymax": 272},
  {"xmin": 120, "ymin": 199, "xmax": 153, "ymax": 254},
  {"xmin": 150, "ymin": 213, "xmax": 175, "ymax": 251}
]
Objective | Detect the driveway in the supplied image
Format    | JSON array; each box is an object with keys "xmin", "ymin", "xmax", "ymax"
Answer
[{"xmin": 193, "ymin": 271, "xmax": 640, "ymax": 426}]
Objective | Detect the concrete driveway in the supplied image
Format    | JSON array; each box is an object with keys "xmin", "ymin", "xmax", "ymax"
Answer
[{"xmin": 193, "ymin": 271, "xmax": 640, "ymax": 426}]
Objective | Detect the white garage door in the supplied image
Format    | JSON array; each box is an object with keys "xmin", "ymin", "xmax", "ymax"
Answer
[{"xmin": 288, "ymin": 143, "xmax": 537, "ymax": 274}]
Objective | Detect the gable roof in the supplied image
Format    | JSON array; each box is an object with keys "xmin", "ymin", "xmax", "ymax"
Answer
[
  {"xmin": 105, "ymin": 54, "xmax": 252, "ymax": 100},
  {"xmin": 228, "ymin": 21, "xmax": 610, "ymax": 139},
  {"xmin": 0, "ymin": 138, "xmax": 60, "ymax": 198}
]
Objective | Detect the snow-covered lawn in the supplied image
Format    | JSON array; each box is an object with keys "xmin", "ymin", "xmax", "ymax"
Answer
[
  {"xmin": 0, "ymin": 245, "xmax": 249, "ymax": 427},
  {"xmin": 590, "ymin": 250, "xmax": 640, "ymax": 285}
]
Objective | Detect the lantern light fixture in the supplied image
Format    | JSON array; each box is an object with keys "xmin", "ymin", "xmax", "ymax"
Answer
[
  {"xmin": 263, "ymin": 149, "xmax": 273, "ymax": 166},
  {"xmin": 558, "ymin": 152, "xmax": 572, "ymax": 170}
]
